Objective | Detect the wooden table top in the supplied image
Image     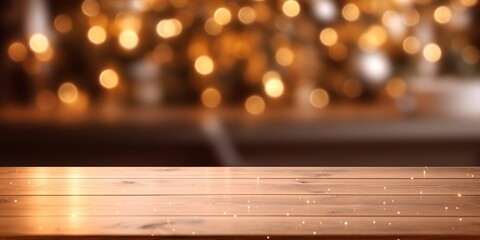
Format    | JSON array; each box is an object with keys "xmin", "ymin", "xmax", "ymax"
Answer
[{"xmin": 0, "ymin": 167, "xmax": 479, "ymax": 239}]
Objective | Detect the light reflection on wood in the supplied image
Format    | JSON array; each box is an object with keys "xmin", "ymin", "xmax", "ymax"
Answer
[{"xmin": 0, "ymin": 167, "xmax": 479, "ymax": 239}]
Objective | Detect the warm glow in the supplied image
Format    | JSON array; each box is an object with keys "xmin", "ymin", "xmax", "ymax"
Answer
[
  {"xmin": 238, "ymin": 7, "xmax": 257, "ymax": 24},
  {"xmin": 201, "ymin": 88, "xmax": 222, "ymax": 108},
  {"xmin": 262, "ymin": 71, "xmax": 281, "ymax": 84},
  {"xmin": 115, "ymin": 13, "xmax": 142, "ymax": 32},
  {"xmin": 402, "ymin": 36, "xmax": 421, "ymax": 54},
  {"xmin": 343, "ymin": 79, "xmax": 362, "ymax": 98},
  {"xmin": 58, "ymin": 83, "xmax": 79, "ymax": 104},
  {"xmin": 170, "ymin": 0, "xmax": 187, "ymax": 8},
  {"xmin": 382, "ymin": 11, "xmax": 402, "ymax": 30},
  {"xmin": 89, "ymin": 14, "xmax": 108, "ymax": 28},
  {"xmin": 434, "ymin": 6, "xmax": 452, "ymax": 24},
  {"xmin": 309, "ymin": 88, "xmax": 329, "ymax": 109},
  {"xmin": 195, "ymin": 55, "xmax": 214, "ymax": 75},
  {"xmin": 188, "ymin": 42, "xmax": 209, "ymax": 60},
  {"xmin": 99, "ymin": 69, "xmax": 119, "ymax": 89},
  {"xmin": 312, "ymin": 0, "xmax": 337, "ymax": 22},
  {"xmin": 359, "ymin": 52, "xmax": 391, "ymax": 83},
  {"xmin": 87, "ymin": 26, "xmax": 107, "ymax": 45},
  {"xmin": 204, "ymin": 18, "xmax": 223, "ymax": 36},
  {"xmin": 245, "ymin": 95, "xmax": 266, "ymax": 115},
  {"xmin": 328, "ymin": 43, "xmax": 348, "ymax": 61},
  {"xmin": 54, "ymin": 15, "xmax": 73, "ymax": 33},
  {"xmin": 282, "ymin": 0, "xmax": 301, "ymax": 18},
  {"xmin": 462, "ymin": 46, "xmax": 479, "ymax": 64},
  {"xmin": 264, "ymin": 78, "xmax": 285, "ymax": 98},
  {"xmin": 254, "ymin": 3, "xmax": 271, "ymax": 22},
  {"xmin": 35, "ymin": 47, "xmax": 54, "ymax": 62},
  {"xmin": 6, "ymin": 0, "xmax": 476, "ymax": 115},
  {"xmin": 154, "ymin": 44, "xmax": 173, "ymax": 64},
  {"xmin": 82, "ymin": 0, "xmax": 100, "ymax": 17},
  {"xmin": 319, "ymin": 28, "xmax": 338, "ymax": 47},
  {"xmin": 275, "ymin": 47, "xmax": 294, "ymax": 66},
  {"xmin": 342, "ymin": 3, "xmax": 360, "ymax": 21},
  {"xmin": 460, "ymin": 0, "xmax": 478, "ymax": 7},
  {"xmin": 386, "ymin": 77, "xmax": 407, "ymax": 98},
  {"xmin": 214, "ymin": 8, "xmax": 232, "ymax": 26},
  {"xmin": 118, "ymin": 30, "xmax": 138, "ymax": 50},
  {"xmin": 402, "ymin": 9, "xmax": 419, "ymax": 26},
  {"xmin": 29, "ymin": 34, "xmax": 49, "ymax": 54},
  {"xmin": 232, "ymin": 39, "xmax": 252, "ymax": 60},
  {"xmin": 359, "ymin": 25, "xmax": 388, "ymax": 51},
  {"xmin": 36, "ymin": 91, "xmax": 57, "ymax": 110},
  {"xmin": 156, "ymin": 19, "xmax": 182, "ymax": 38},
  {"xmin": 423, "ymin": 43, "xmax": 442, "ymax": 62},
  {"xmin": 8, "ymin": 42, "xmax": 28, "ymax": 62}
]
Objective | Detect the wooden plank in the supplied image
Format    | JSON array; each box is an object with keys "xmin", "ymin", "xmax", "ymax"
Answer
[
  {"xmin": 6, "ymin": 237, "xmax": 480, "ymax": 240},
  {"xmin": 1, "ymin": 178, "xmax": 478, "ymax": 195},
  {"xmin": 0, "ymin": 167, "xmax": 478, "ymax": 179},
  {"xmin": 0, "ymin": 195, "xmax": 478, "ymax": 217},
  {"xmin": 0, "ymin": 167, "xmax": 479, "ymax": 239},
  {"xmin": 0, "ymin": 216, "xmax": 478, "ymax": 236}
]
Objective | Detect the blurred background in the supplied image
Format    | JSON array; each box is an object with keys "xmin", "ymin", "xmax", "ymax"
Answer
[{"xmin": 1, "ymin": 0, "xmax": 480, "ymax": 166}]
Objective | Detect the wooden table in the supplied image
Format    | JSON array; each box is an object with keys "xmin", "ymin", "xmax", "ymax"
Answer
[{"xmin": 0, "ymin": 167, "xmax": 479, "ymax": 239}]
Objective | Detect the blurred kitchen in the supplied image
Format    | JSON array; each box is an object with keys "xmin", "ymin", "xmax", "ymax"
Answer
[{"xmin": 1, "ymin": 0, "xmax": 480, "ymax": 166}]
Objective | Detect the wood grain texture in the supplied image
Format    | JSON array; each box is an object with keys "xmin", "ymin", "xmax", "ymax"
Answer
[
  {"xmin": 0, "ymin": 167, "xmax": 478, "ymax": 179},
  {"xmin": 6, "ymin": 237, "xmax": 480, "ymax": 240},
  {"xmin": 1, "ymin": 178, "xmax": 479, "ymax": 195},
  {"xmin": 0, "ymin": 167, "xmax": 479, "ymax": 240},
  {"xmin": 0, "ymin": 216, "xmax": 479, "ymax": 236},
  {"xmin": 0, "ymin": 195, "xmax": 477, "ymax": 216}
]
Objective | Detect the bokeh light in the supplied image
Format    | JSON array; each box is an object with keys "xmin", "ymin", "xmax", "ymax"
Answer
[
  {"xmin": 386, "ymin": 77, "xmax": 407, "ymax": 99},
  {"xmin": 214, "ymin": 8, "xmax": 232, "ymax": 26},
  {"xmin": 358, "ymin": 25, "xmax": 388, "ymax": 51},
  {"xmin": 434, "ymin": 6, "xmax": 452, "ymax": 24},
  {"xmin": 204, "ymin": 18, "xmax": 223, "ymax": 36},
  {"xmin": 282, "ymin": 0, "xmax": 301, "ymax": 18},
  {"xmin": 402, "ymin": 9, "xmax": 420, "ymax": 26},
  {"xmin": 195, "ymin": 56, "xmax": 214, "ymax": 75},
  {"xmin": 359, "ymin": 52, "xmax": 391, "ymax": 84},
  {"xmin": 54, "ymin": 15, "xmax": 73, "ymax": 33},
  {"xmin": 342, "ymin": 3, "xmax": 360, "ymax": 21},
  {"xmin": 0, "ymin": 0, "xmax": 479, "ymax": 118},
  {"xmin": 309, "ymin": 89, "xmax": 329, "ymax": 109},
  {"xmin": 88, "ymin": 26, "xmax": 107, "ymax": 45},
  {"xmin": 8, "ymin": 42, "xmax": 28, "ymax": 62},
  {"xmin": 156, "ymin": 19, "xmax": 182, "ymax": 38},
  {"xmin": 245, "ymin": 95, "xmax": 265, "ymax": 115},
  {"xmin": 29, "ymin": 34, "xmax": 49, "ymax": 54},
  {"xmin": 264, "ymin": 78, "xmax": 285, "ymax": 98},
  {"xmin": 99, "ymin": 69, "xmax": 119, "ymax": 89},
  {"xmin": 81, "ymin": 0, "xmax": 100, "ymax": 17},
  {"xmin": 319, "ymin": 28, "xmax": 338, "ymax": 47},
  {"xmin": 58, "ymin": 83, "xmax": 79, "ymax": 104},
  {"xmin": 423, "ymin": 43, "xmax": 442, "ymax": 62},
  {"xmin": 238, "ymin": 7, "xmax": 257, "ymax": 24},
  {"xmin": 201, "ymin": 88, "xmax": 221, "ymax": 108},
  {"xmin": 118, "ymin": 30, "xmax": 138, "ymax": 50},
  {"xmin": 403, "ymin": 36, "xmax": 421, "ymax": 54},
  {"xmin": 275, "ymin": 47, "xmax": 294, "ymax": 66},
  {"xmin": 312, "ymin": 0, "xmax": 337, "ymax": 22}
]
